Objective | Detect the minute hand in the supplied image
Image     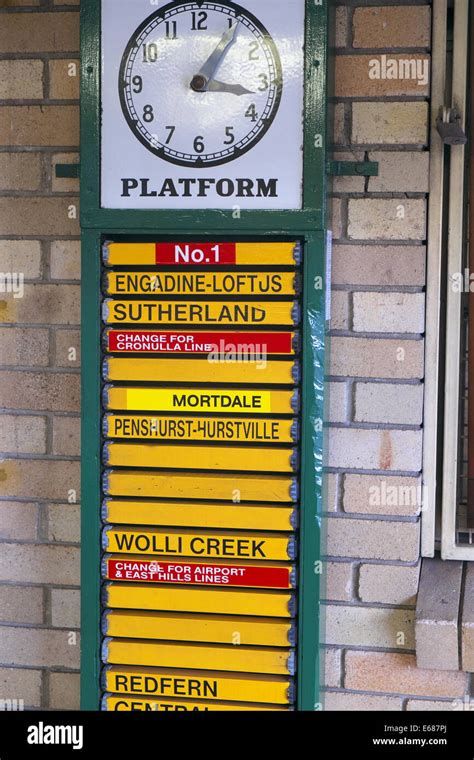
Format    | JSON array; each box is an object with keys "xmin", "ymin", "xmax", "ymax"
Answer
[{"xmin": 194, "ymin": 23, "xmax": 238, "ymax": 86}]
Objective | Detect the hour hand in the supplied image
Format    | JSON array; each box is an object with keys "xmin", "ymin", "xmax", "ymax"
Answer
[
  {"xmin": 206, "ymin": 79, "xmax": 254, "ymax": 96},
  {"xmin": 190, "ymin": 22, "xmax": 239, "ymax": 91}
]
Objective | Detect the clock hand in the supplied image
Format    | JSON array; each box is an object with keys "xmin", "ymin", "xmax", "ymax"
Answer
[
  {"xmin": 190, "ymin": 22, "xmax": 239, "ymax": 92},
  {"xmin": 206, "ymin": 79, "xmax": 255, "ymax": 96}
]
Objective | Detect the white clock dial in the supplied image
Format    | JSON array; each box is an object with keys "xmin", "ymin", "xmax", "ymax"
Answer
[{"xmin": 119, "ymin": 1, "xmax": 283, "ymax": 168}]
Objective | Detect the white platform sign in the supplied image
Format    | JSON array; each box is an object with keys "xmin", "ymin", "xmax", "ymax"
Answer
[{"xmin": 101, "ymin": 0, "xmax": 305, "ymax": 210}]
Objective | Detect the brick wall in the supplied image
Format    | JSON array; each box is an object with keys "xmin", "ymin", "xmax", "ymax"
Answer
[
  {"xmin": 323, "ymin": 1, "xmax": 471, "ymax": 710},
  {"xmin": 0, "ymin": 0, "xmax": 80, "ymax": 709}
]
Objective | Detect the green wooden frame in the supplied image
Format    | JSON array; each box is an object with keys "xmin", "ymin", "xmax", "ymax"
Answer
[{"xmin": 80, "ymin": 0, "xmax": 328, "ymax": 711}]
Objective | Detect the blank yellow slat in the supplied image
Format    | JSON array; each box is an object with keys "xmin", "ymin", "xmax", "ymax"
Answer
[
  {"xmin": 103, "ymin": 300, "xmax": 299, "ymax": 326},
  {"xmin": 104, "ymin": 415, "xmax": 298, "ymax": 444},
  {"xmin": 104, "ymin": 470, "xmax": 298, "ymax": 503},
  {"xmin": 104, "ymin": 583, "xmax": 296, "ymax": 618},
  {"xmin": 103, "ymin": 638, "xmax": 294, "ymax": 675},
  {"xmin": 103, "ymin": 442, "xmax": 298, "ymax": 473},
  {"xmin": 102, "ymin": 500, "xmax": 297, "ymax": 531},
  {"xmin": 104, "ymin": 357, "xmax": 298, "ymax": 385},
  {"xmin": 105, "ymin": 271, "xmax": 298, "ymax": 296},
  {"xmin": 103, "ymin": 526, "xmax": 296, "ymax": 561},
  {"xmin": 102, "ymin": 665, "xmax": 294, "ymax": 704},
  {"xmin": 103, "ymin": 609, "xmax": 295, "ymax": 647},
  {"xmin": 105, "ymin": 386, "xmax": 299, "ymax": 415},
  {"xmin": 102, "ymin": 694, "xmax": 290, "ymax": 711}
]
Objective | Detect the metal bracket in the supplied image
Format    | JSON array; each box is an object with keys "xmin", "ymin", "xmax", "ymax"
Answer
[
  {"xmin": 327, "ymin": 160, "xmax": 378, "ymax": 177},
  {"xmin": 55, "ymin": 163, "xmax": 80, "ymax": 179}
]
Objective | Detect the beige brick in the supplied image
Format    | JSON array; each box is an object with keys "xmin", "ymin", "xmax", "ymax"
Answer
[
  {"xmin": 406, "ymin": 699, "xmax": 457, "ymax": 711},
  {"xmin": 0, "ymin": 502, "xmax": 38, "ymax": 540},
  {"xmin": 0, "ymin": 241, "xmax": 42, "ymax": 279},
  {"xmin": 53, "ymin": 0, "xmax": 79, "ymax": 3},
  {"xmin": 0, "ymin": 153, "xmax": 41, "ymax": 191},
  {"xmin": 353, "ymin": 7, "xmax": 431, "ymax": 49},
  {"xmin": 332, "ymin": 245, "xmax": 426, "ymax": 287},
  {"xmin": 328, "ymin": 428, "xmax": 422, "ymax": 471},
  {"xmin": 0, "ymin": 284, "xmax": 80, "ymax": 325},
  {"xmin": 368, "ymin": 152, "xmax": 429, "ymax": 193},
  {"xmin": 51, "ymin": 153, "xmax": 80, "ymax": 193},
  {"xmin": 52, "ymin": 416, "xmax": 80, "ymax": 456},
  {"xmin": 0, "ymin": 372, "xmax": 80, "ymax": 411},
  {"xmin": 0, "ymin": 328, "xmax": 49, "ymax": 367},
  {"xmin": 0, "ymin": 666, "xmax": 41, "ymax": 706},
  {"xmin": 335, "ymin": 55, "xmax": 429, "ymax": 98},
  {"xmin": 0, "ymin": 459, "xmax": 80, "ymax": 500},
  {"xmin": 50, "ymin": 240, "xmax": 80, "ymax": 280},
  {"xmin": 0, "ymin": 626, "xmax": 79, "ymax": 669},
  {"xmin": 324, "ymin": 692, "xmax": 401, "ymax": 711},
  {"xmin": 416, "ymin": 559, "xmax": 463, "ymax": 671},
  {"xmin": 330, "ymin": 198, "xmax": 343, "ymax": 239},
  {"xmin": 343, "ymin": 474, "xmax": 423, "ymax": 517},
  {"xmin": 331, "ymin": 103, "xmax": 346, "ymax": 145},
  {"xmin": 348, "ymin": 199, "xmax": 426, "ymax": 242},
  {"xmin": 330, "ymin": 337, "xmax": 424, "ymax": 379},
  {"xmin": 326, "ymin": 517, "xmax": 420, "ymax": 562},
  {"xmin": 353, "ymin": 293, "xmax": 425, "ymax": 333},
  {"xmin": 54, "ymin": 329, "xmax": 81, "ymax": 367},
  {"xmin": 345, "ymin": 652, "xmax": 468, "ymax": 699},
  {"xmin": 330, "ymin": 290, "xmax": 349, "ymax": 330},
  {"xmin": 49, "ymin": 60, "xmax": 80, "ymax": 100},
  {"xmin": 0, "ymin": 199, "xmax": 79, "ymax": 236},
  {"xmin": 0, "ymin": 106, "xmax": 79, "ymax": 147},
  {"xmin": 49, "ymin": 672, "xmax": 80, "ymax": 711},
  {"xmin": 331, "ymin": 151, "xmax": 366, "ymax": 193},
  {"xmin": 51, "ymin": 589, "xmax": 80, "ymax": 628},
  {"xmin": 0, "ymin": 543, "xmax": 79, "ymax": 585},
  {"xmin": 0, "ymin": 414, "xmax": 46, "ymax": 454},
  {"xmin": 0, "ymin": 60, "xmax": 43, "ymax": 100},
  {"xmin": 335, "ymin": 6, "xmax": 348, "ymax": 48},
  {"xmin": 0, "ymin": 13, "xmax": 79, "ymax": 53},
  {"xmin": 323, "ymin": 604, "xmax": 414, "ymax": 649},
  {"xmin": 323, "ymin": 648, "xmax": 341, "ymax": 688},
  {"xmin": 0, "ymin": 586, "xmax": 43, "ymax": 624},
  {"xmin": 46, "ymin": 504, "xmax": 80, "ymax": 543},
  {"xmin": 4, "ymin": 0, "xmax": 41, "ymax": 5},
  {"xmin": 323, "ymin": 562, "xmax": 353, "ymax": 602},
  {"xmin": 462, "ymin": 564, "xmax": 474, "ymax": 672},
  {"xmin": 352, "ymin": 102, "xmax": 429, "ymax": 146},
  {"xmin": 354, "ymin": 382, "xmax": 423, "ymax": 425},
  {"xmin": 359, "ymin": 563, "xmax": 421, "ymax": 605},
  {"xmin": 325, "ymin": 473, "xmax": 339, "ymax": 513},
  {"xmin": 326, "ymin": 382, "xmax": 348, "ymax": 424}
]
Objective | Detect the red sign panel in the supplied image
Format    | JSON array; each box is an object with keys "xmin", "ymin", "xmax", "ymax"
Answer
[
  {"xmin": 107, "ymin": 330, "xmax": 294, "ymax": 354},
  {"xmin": 106, "ymin": 559, "xmax": 292, "ymax": 589},
  {"xmin": 155, "ymin": 243, "xmax": 236, "ymax": 266}
]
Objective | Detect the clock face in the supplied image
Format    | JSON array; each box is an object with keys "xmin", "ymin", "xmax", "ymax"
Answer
[{"xmin": 119, "ymin": 1, "xmax": 283, "ymax": 168}]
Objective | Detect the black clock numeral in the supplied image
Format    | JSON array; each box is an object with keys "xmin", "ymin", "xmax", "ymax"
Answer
[
  {"xmin": 194, "ymin": 136, "xmax": 205, "ymax": 154},
  {"xmin": 249, "ymin": 41, "xmax": 259, "ymax": 61},
  {"xmin": 228, "ymin": 17, "xmax": 235, "ymax": 29},
  {"xmin": 132, "ymin": 75, "xmax": 143, "ymax": 93},
  {"xmin": 165, "ymin": 125, "xmax": 176, "ymax": 144},
  {"xmin": 191, "ymin": 11, "xmax": 208, "ymax": 30},
  {"xmin": 165, "ymin": 20, "xmax": 178, "ymax": 39},
  {"xmin": 143, "ymin": 104, "xmax": 154, "ymax": 123},
  {"xmin": 142, "ymin": 43, "xmax": 158, "ymax": 62},
  {"xmin": 245, "ymin": 103, "xmax": 258, "ymax": 123},
  {"xmin": 224, "ymin": 126, "xmax": 235, "ymax": 145},
  {"xmin": 257, "ymin": 73, "xmax": 269, "ymax": 92}
]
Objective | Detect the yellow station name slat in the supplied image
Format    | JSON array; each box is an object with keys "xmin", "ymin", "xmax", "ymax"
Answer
[
  {"xmin": 103, "ymin": 241, "xmax": 300, "ymax": 268},
  {"xmin": 102, "ymin": 500, "xmax": 297, "ymax": 531},
  {"xmin": 104, "ymin": 415, "xmax": 298, "ymax": 444},
  {"xmin": 104, "ymin": 470, "xmax": 298, "ymax": 503},
  {"xmin": 104, "ymin": 357, "xmax": 298, "ymax": 385},
  {"xmin": 105, "ymin": 271, "xmax": 298, "ymax": 296},
  {"xmin": 103, "ymin": 526, "xmax": 296, "ymax": 561},
  {"xmin": 102, "ymin": 665, "xmax": 294, "ymax": 704},
  {"xmin": 104, "ymin": 387, "xmax": 299, "ymax": 415},
  {"xmin": 104, "ymin": 583, "xmax": 296, "ymax": 618},
  {"xmin": 103, "ymin": 442, "xmax": 298, "ymax": 474},
  {"xmin": 103, "ymin": 300, "xmax": 299, "ymax": 327},
  {"xmin": 103, "ymin": 609, "xmax": 295, "ymax": 647},
  {"xmin": 102, "ymin": 694, "xmax": 290, "ymax": 711},
  {"xmin": 103, "ymin": 638, "xmax": 295, "ymax": 676}
]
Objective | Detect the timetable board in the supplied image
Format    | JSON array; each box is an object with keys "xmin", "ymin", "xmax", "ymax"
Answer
[{"xmin": 100, "ymin": 239, "xmax": 302, "ymax": 710}]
